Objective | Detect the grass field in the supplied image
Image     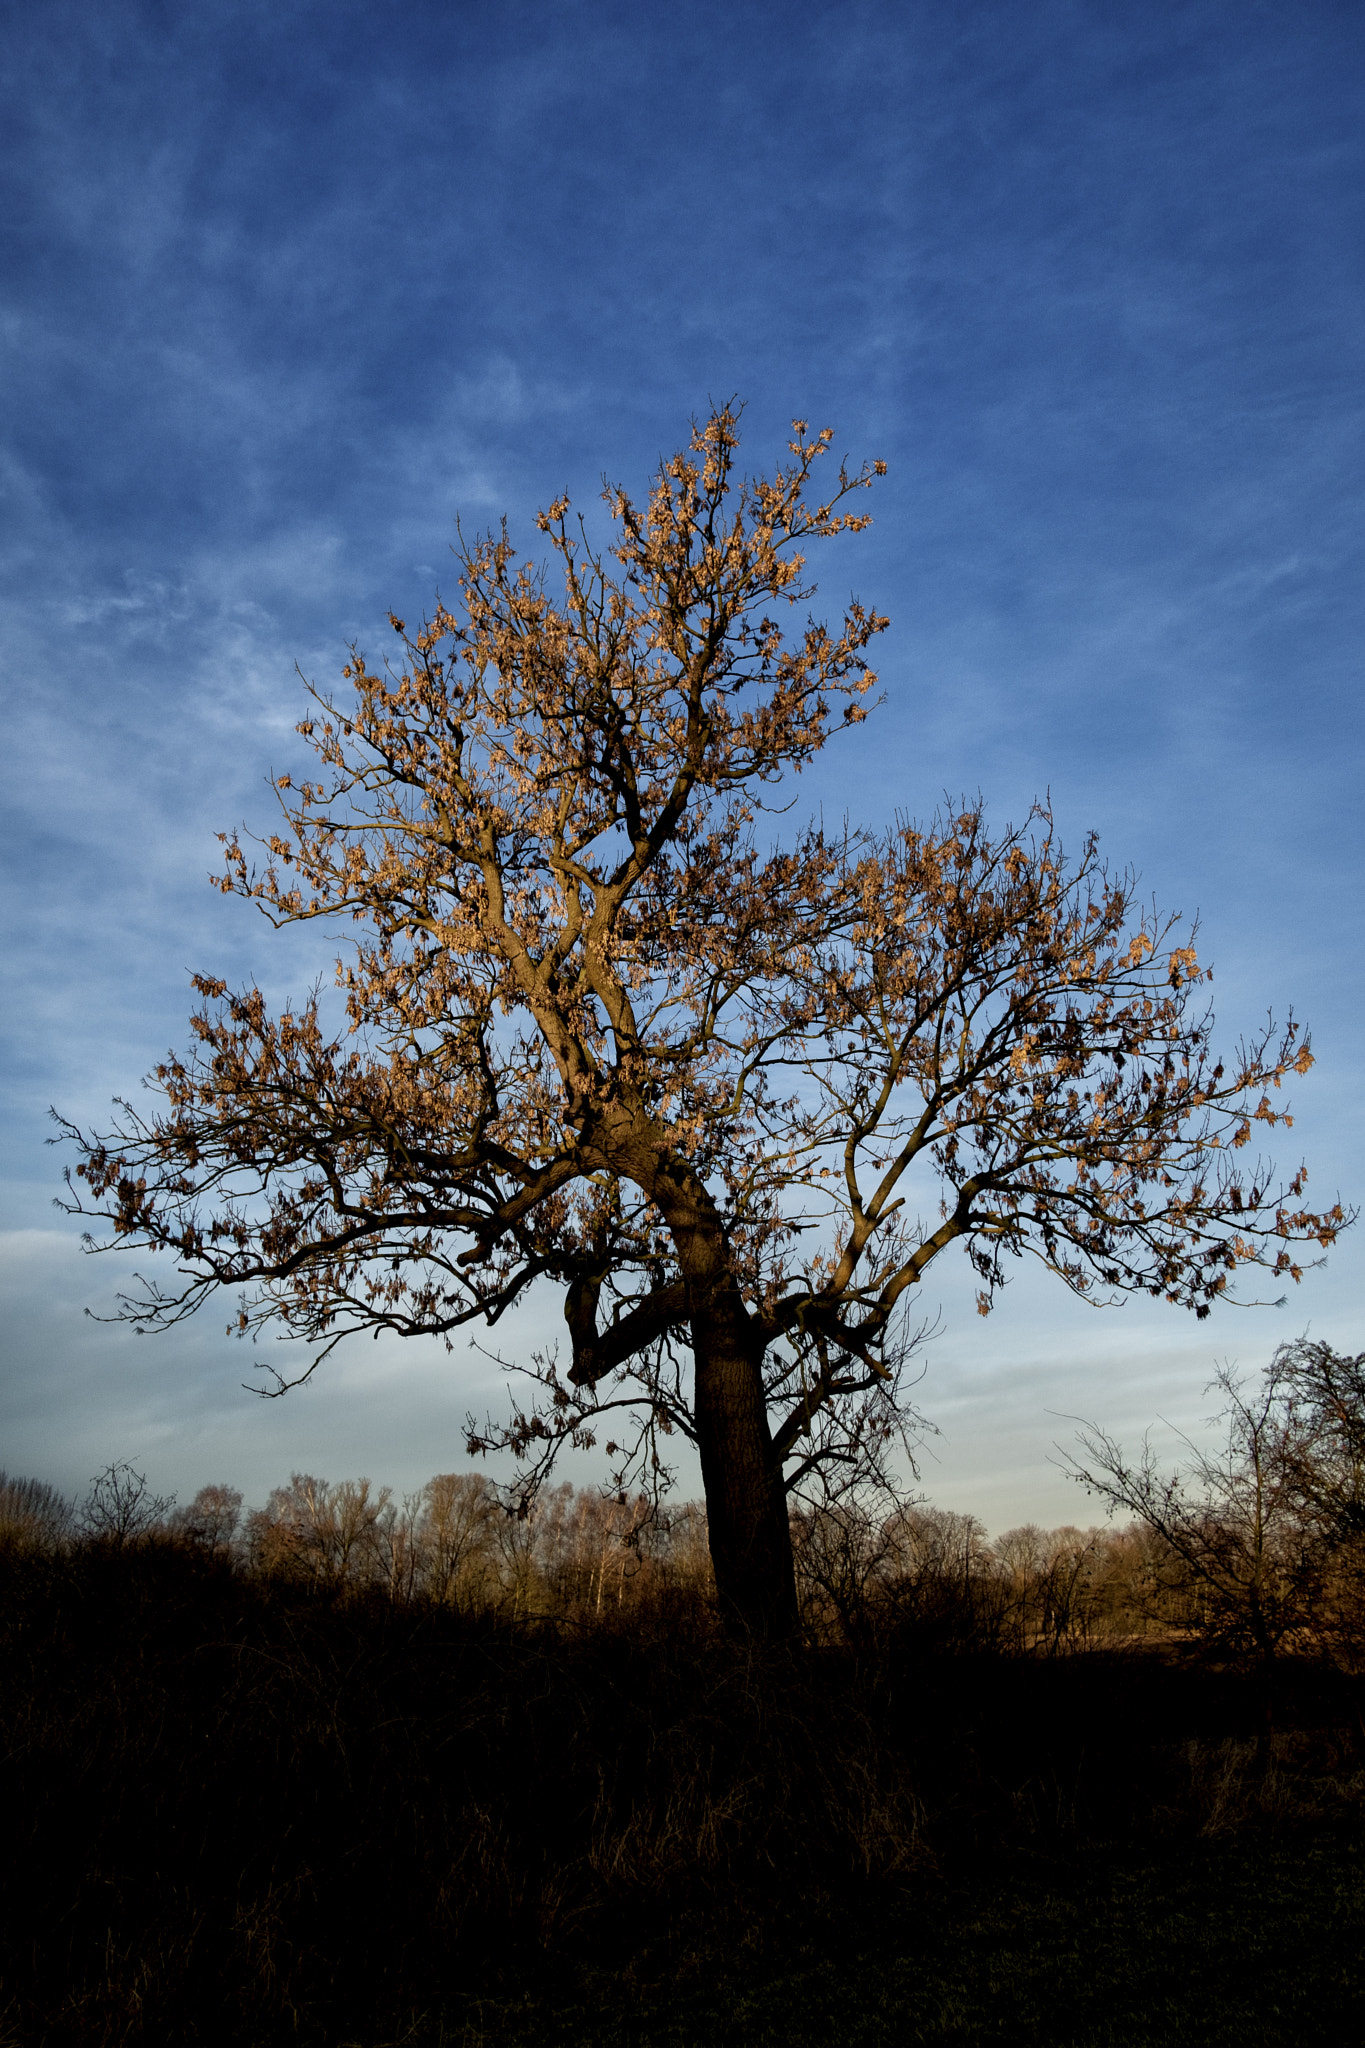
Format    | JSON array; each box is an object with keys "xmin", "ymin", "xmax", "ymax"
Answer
[{"xmin": 3, "ymin": 1538, "xmax": 1362, "ymax": 2046}]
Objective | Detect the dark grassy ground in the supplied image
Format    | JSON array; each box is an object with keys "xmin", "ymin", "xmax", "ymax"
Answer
[
  {"xmin": 441, "ymin": 1836, "xmax": 1365, "ymax": 2047},
  {"xmin": 2, "ymin": 1539, "xmax": 1362, "ymax": 2045}
]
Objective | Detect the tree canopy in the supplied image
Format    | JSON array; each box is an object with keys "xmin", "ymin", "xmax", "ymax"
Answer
[{"xmin": 60, "ymin": 406, "xmax": 1345, "ymax": 1633}]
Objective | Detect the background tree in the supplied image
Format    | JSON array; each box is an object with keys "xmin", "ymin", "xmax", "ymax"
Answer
[
  {"xmin": 1275, "ymin": 1338, "xmax": 1365, "ymax": 1549},
  {"xmin": 0, "ymin": 1472, "xmax": 74, "ymax": 1554},
  {"xmin": 417, "ymin": 1471, "xmax": 499, "ymax": 1607},
  {"xmin": 60, "ymin": 406, "xmax": 1344, "ymax": 1635},
  {"xmin": 245, "ymin": 1472, "xmax": 392, "ymax": 1588},
  {"xmin": 1066, "ymin": 1341, "xmax": 1365, "ymax": 1667},
  {"xmin": 170, "ymin": 1482, "xmax": 243, "ymax": 1553},
  {"xmin": 79, "ymin": 1462, "xmax": 176, "ymax": 1549}
]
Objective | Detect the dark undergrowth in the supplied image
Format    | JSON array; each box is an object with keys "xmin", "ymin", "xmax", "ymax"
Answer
[{"xmin": 3, "ymin": 1539, "xmax": 1364, "ymax": 2045}]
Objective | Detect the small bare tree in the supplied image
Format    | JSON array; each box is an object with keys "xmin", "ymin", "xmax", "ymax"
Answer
[
  {"xmin": 80, "ymin": 1462, "xmax": 176, "ymax": 1548},
  {"xmin": 1273, "ymin": 1339, "xmax": 1365, "ymax": 1538},
  {"xmin": 1066, "ymin": 1358, "xmax": 1330, "ymax": 1665},
  {"xmin": 1265, "ymin": 1338, "xmax": 1365, "ymax": 1660}
]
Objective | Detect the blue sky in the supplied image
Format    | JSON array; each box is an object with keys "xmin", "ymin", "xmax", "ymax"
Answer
[{"xmin": 2, "ymin": 0, "xmax": 1361, "ymax": 1527}]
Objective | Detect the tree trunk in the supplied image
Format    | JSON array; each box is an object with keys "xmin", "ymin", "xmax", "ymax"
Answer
[
  {"xmin": 654, "ymin": 1166, "xmax": 799, "ymax": 1636},
  {"xmin": 692, "ymin": 1317, "xmax": 799, "ymax": 1636}
]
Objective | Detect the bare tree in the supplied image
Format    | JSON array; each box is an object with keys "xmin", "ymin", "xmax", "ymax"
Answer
[
  {"xmin": 992, "ymin": 1522, "xmax": 1101, "ymax": 1651},
  {"xmin": 374, "ymin": 1488, "xmax": 425, "ymax": 1603},
  {"xmin": 245, "ymin": 1473, "xmax": 392, "ymax": 1588},
  {"xmin": 1263, "ymin": 1338, "xmax": 1365, "ymax": 1659},
  {"xmin": 1066, "ymin": 1359, "xmax": 1331, "ymax": 1665},
  {"xmin": 60, "ymin": 406, "xmax": 1346, "ymax": 1635},
  {"xmin": 652, "ymin": 1498, "xmax": 713, "ymax": 1612},
  {"xmin": 416, "ymin": 1471, "xmax": 499, "ymax": 1607},
  {"xmin": 79, "ymin": 1462, "xmax": 176, "ymax": 1548},
  {"xmin": 170, "ymin": 1482, "xmax": 243, "ymax": 1552},
  {"xmin": 1273, "ymin": 1339, "xmax": 1365, "ymax": 1540},
  {"xmin": 791, "ymin": 1487, "xmax": 897, "ymax": 1645},
  {"xmin": 0, "ymin": 1472, "xmax": 74, "ymax": 1552}
]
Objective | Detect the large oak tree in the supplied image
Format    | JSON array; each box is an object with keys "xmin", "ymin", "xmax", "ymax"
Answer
[{"xmin": 61, "ymin": 408, "xmax": 1344, "ymax": 1634}]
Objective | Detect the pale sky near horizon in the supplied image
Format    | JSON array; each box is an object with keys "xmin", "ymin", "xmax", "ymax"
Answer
[{"xmin": 2, "ymin": 0, "xmax": 1361, "ymax": 1530}]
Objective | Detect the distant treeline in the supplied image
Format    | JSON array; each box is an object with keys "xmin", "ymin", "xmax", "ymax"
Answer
[{"xmin": 4, "ymin": 1444, "xmax": 1361, "ymax": 1668}]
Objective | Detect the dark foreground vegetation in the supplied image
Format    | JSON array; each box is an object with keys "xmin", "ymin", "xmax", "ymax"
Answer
[{"xmin": 3, "ymin": 1462, "xmax": 1365, "ymax": 2048}]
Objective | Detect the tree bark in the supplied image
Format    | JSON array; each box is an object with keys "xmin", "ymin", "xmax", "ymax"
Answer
[
  {"xmin": 692, "ymin": 1320, "xmax": 799, "ymax": 1636},
  {"xmin": 652, "ymin": 1164, "xmax": 799, "ymax": 1636}
]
